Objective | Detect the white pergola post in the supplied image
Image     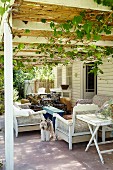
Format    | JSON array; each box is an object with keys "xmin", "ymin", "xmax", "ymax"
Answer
[{"xmin": 4, "ymin": 18, "xmax": 14, "ymax": 170}]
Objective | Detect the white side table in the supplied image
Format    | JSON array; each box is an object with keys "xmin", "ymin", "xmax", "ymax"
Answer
[{"xmin": 77, "ymin": 113, "xmax": 113, "ymax": 164}]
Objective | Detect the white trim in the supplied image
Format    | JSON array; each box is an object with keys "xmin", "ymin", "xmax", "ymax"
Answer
[
  {"xmin": 4, "ymin": 17, "xmax": 14, "ymax": 170},
  {"xmin": 13, "ymin": 36, "xmax": 113, "ymax": 46},
  {"xmin": 24, "ymin": 0, "xmax": 111, "ymax": 11}
]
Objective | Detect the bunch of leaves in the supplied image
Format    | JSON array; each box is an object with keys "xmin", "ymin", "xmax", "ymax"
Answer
[
  {"xmin": 34, "ymin": 65, "xmax": 54, "ymax": 80},
  {"xmin": 13, "ymin": 88, "xmax": 19, "ymax": 102},
  {"xmin": 40, "ymin": 10, "xmax": 113, "ymax": 74},
  {"xmin": 94, "ymin": 0, "xmax": 113, "ymax": 9},
  {"xmin": 13, "ymin": 69, "xmax": 35, "ymax": 98},
  {"xmin": 0, "ymin": 0, "xmax": 11, "ymax": 17}
]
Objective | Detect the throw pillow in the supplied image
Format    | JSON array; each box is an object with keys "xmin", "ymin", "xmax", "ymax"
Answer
[{"xmin": 13, "ymin": 105, "xmax": 33, "ymax": 117}]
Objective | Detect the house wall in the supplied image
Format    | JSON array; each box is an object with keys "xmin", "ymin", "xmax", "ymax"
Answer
[
  {"xmin": 71, "ymin": 61, "xmax": 82, "ymax": 106},
  {"xmin": 53, "ymin": 58, "xmax": 113, "ymax": 107},
  {"xmin": 97, "ymin": 58, "xmax": 113, "ymax": 96},
  {"xmin": 53, "ymin": 61, "xmax": 82, "ymax": 106},
  {"xmin": 53, "ymin": 67, "xmax": 57, "ymax": 88}
]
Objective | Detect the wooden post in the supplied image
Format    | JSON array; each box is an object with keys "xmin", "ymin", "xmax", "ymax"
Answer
[{"xmin": 4, "ymin": 19, "xmax": 14, "ymax": 170}]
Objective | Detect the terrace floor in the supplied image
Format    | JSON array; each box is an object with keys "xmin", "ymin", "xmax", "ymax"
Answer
[{"xmin": 0, "ymin": 131, "xmax": 113, "ymax": 170}]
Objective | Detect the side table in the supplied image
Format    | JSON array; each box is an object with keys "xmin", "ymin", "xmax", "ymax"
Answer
[{"xmin": 77, "ymin": 113, "xmax": 113, "ymax": 164}]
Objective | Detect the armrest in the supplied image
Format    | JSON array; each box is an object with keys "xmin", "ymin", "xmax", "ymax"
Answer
[
  {"xmin": 53, "ymin": 113, "xmax": 73, "ymax": 126},
  {"xmin": 32, "ymin": 110, "xmax": 47, "ymax": 115},
  {"xmin": 76, "ymin": 99, "xmax": 93, "ymax": 105}
]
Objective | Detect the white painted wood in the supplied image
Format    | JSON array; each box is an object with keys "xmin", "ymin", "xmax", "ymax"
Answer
[
  {"xmin": 69, "ymin": 126, "xmax": 72, "ymax": 150},
  {"xmin": 24, "ymin": 0, "xmax": 111, "ymax": 11},
  {"xmin": 62, "ymin": 66, "xmax": 66, "ymax": 84},
  {"xmin": 72, "ymin": 61, "xmax": 81, "ymax": 106},
  {"xmin": 100, "ymin": 149, "xmax": 113, "ymax": 154},
  {"xmin": 87, "ymin": 124, "xmax": 104, "ymax": 164},
  {"xmin": 4, "ymin": 19, "xmax": 14, "ymax": 170},
  {"xmin": 77, "ymin": 113, "xmax": 113, "ymax": 163},
  {"xmin": 97, "ymin": 58, "xmax": 113, "ymax": 96},
  {"xmin": 53, "ymin": 104, "xmax": 98, "ymax": 150},
  {"xmin": 13, "ymin": 20, "xmax": 53, "ymax": 30},
  {"xmin": 53, "ymin": 67, "xmax": 57, "ymax": 88},
  {"xmin": 13, "ymin": 36, "xmax": 113, "ymax": 46},
  {"xmin": 13, "ymin": 36, "xmax": 48, "ymax": 43}
]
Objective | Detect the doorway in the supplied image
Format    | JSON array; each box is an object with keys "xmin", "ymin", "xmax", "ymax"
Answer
[{"xmin": 83, "ymin": 63, "xmax": 97, "ymax": 99}]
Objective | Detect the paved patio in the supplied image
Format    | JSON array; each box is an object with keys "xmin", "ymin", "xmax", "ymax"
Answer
[{"xmin": 0, "ymin": 130, "xmax": 113, "ymax": 170}]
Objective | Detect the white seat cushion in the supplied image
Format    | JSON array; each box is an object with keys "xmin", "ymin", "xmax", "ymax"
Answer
[{"xmin": 13, "ymin": 105, "xmax": 34, "ymax": 117}]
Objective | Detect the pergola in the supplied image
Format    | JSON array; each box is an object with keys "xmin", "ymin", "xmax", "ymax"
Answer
[{"xmin": 0, "ymin": 0, "xmax": 113, "ymax": 169}]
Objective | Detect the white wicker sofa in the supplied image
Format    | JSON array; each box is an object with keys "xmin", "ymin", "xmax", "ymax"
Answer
[
  {"xmin": 54, "ymin": 104, "xmax": 99, "ymax": 150},
  {"xmin": 13, "ymin": 103, "xmax": 46, "ymax": 137}
]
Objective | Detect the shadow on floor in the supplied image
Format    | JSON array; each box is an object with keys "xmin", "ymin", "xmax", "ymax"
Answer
[{"xmin": 0, "ymin": 131, "xmax": 113, "ymax": 170}]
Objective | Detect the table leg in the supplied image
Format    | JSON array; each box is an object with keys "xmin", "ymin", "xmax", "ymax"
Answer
[
  {"xmin": 85, "ymin": 124, "xmax": 104, "ymax": 164},
  {"xmin": 85, "ymin": 125, "xmax": 99, "ymax": 151}
]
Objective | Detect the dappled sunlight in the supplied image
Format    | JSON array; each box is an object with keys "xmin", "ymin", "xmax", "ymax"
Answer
[
  {"xmin": 0, "ymin": 132, "xmax": 113, "ymax": 169},
  {"xmin": 54, "ymin": 154, "xmax": 68, "ymax": 159}
]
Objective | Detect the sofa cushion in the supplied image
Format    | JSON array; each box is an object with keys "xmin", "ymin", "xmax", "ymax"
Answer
[
  {"xmin": 74, "ymin": 119, "xmax": 89, "ymax": 133},
  {"xmin": 13, "ymin": 105, "xmax": 34, "ymax": 117},
  {"xmin": 76, "ymin": 99, "xmax": 92, "ymax": 105},
  {"xmin": 17, "ymin": 114, "xmax": 42, "ymax": 125},
  {"xmin": 93, "ymin": 95, "xmax": 113, "ymax": 108}
]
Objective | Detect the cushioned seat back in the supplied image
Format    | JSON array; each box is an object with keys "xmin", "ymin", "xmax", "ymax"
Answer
[{"xmin": 93, "ymin": 95, "xmax": 113, "ymax": 108}]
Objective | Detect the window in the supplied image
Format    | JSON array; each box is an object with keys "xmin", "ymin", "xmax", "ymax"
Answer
[{"xmin": 86, "ymin": 64, "xmax": 97, "ymax": 92}]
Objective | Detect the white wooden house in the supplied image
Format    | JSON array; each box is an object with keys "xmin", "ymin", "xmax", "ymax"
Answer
[{"xmin": 53, "ymin": 58, "xmax": 113, "ymax": 106}]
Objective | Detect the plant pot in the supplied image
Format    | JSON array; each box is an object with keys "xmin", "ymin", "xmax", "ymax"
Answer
[{"xmin": 61, "ymin": 85, "xmax": 69, "ymax": 90}]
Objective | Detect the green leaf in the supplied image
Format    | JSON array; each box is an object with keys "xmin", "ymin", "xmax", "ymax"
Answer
[
  {"xmin": 76, "ymin": 30, "xmax": 84, "ymax": 39},
  {"xmin": 18, "ymin": 43, "xmax": 25, "ymax": 50},
  {"xmin": 93, "ymin": 34, "xmax": 101, "ymax": 41},
  {"xmin": 72, "ymin": 16, "xmax": 82, "ymax": 25},
  {"xmin": 0, "ymin": 7, "xmax": 5, "ymax": 16},
  {"xmin": 33, "ymin": 59, "xmax": 36, "ymax": 62},
  {"xmin": 25, "ymin": 29, "xmax": 30, "ymax": 33},
  {"xmin": 87, "ymin": 33, "xmax": 91, "ymax": 40},
  {"xmin": 50, "ymin": 21, "xmax": 55, "ymax": 28},
  {"xmin": 41, "ymin": 19, "xmax": 46, "ymax": 23},
  {"xmin": 50, "ymin": 53, "xmax": 54, "ymax": 58},
  {"xmin": 83, "ymin": 22, "xmax": 92, "ymax": 34},
  {"xmin": 1, "ymin": 0, "xmax": 10, "ymax": 2},
  {"xmin": 57, "ymin": 46, "xmax": 63, "ymax": 52}
]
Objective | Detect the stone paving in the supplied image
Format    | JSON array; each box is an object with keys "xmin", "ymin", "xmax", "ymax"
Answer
[{"xmin": 0, "ymin": 131, "xmax": 113, "ymax": 170}]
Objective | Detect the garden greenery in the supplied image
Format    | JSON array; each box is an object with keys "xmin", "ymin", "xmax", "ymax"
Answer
[{"xmin": 0, "ymin": 0, "xmax": 113, "ymax": 73}]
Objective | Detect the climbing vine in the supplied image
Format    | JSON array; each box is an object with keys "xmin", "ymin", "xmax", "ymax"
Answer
[
  {"xmin": 94, "ymin": 0, "xmax": 113, "ymax": 9},
  {"xmin": 0, "ymin": 0, "xmax": 113, "ymax": 73}
]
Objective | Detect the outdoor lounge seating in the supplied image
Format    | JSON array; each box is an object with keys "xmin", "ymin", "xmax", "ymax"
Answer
[
  {"xmin": 53, "ymin": 104, "xmax": 99, "ymax": 150},
  {"xmin": 13, "ymin": 104, "xmax": 46, "ymax": 137},
  {"xmin": 76, "ymin": 94, "xmax": 113, "ymax": 141}
]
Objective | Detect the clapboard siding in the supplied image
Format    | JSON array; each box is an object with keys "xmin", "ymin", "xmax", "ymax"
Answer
[
  {"xmin": 72, "ymin": 61, "xmax": 81, "ymax": 106},
  {"xmin": 97, "ymin": 58, "xmax": 113, "ymax": 96},
  {"xmin": 53, "ymin": 67, "xmax": 57, "ymax": 88},
  {"xmin": 62, "ymin": 66, "xmax": 66, "ymax": 84}
]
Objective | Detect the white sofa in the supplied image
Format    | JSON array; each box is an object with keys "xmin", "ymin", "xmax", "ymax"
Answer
[
  {"xmin": 13, "ymin": 104, "xmax": 46, "ymax": 137},
  {"xmin": 54, "ymin": 104, "xmax": 99, "ymax": 150}
]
